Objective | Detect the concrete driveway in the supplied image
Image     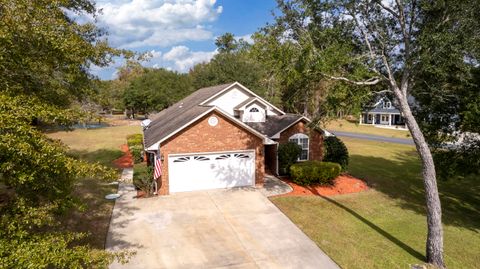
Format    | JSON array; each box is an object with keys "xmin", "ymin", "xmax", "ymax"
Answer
[{"xmin": 106, "ymin": 184, "xmax": 339, "ymax": 269}]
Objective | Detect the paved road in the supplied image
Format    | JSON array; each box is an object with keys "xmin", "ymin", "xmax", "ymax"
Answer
[
  {"xmin": 330, "ymin": 130, "xmax": 415, "ymax": 145},
  {"xmin": 107, "ymin": 184, "xmax": 340, "ymax": 269}
]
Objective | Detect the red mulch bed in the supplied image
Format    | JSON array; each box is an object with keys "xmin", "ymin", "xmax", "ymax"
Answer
[
  {"xmin": 112, "ymin": 144, "xmax": 133, "ymax": 169},
  {"xmin": 278, "ymin": 174, "xmax": 369, "ymax": 197}
]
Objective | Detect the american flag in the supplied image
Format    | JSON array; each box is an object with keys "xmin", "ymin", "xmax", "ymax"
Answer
[{"xmin": 153, "ymin": 154, "xmax": 162, "ymax": 179}]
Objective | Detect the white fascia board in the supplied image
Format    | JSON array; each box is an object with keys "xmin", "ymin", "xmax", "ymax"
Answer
[
  {"xmin": 200, "ymin": 82, "xmax": 286, "ymax": 115},
  {"xmin": 146, "ymin": 141, "xmax": 160, "ymax": 151},
  {"xmin": 263, "ymin": 137, "xmax": 277, "ymax": 145},
  {"xmin": 234, "ymin": 97, "xmax": 267, "ymax": 111}
]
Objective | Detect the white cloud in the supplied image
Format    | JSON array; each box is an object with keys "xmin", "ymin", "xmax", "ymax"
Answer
[
  {"xmin": 160, "ymin": 46, "xmax": 217, "ymax": 72},
  {"xmin": 90, "ymin": 46, "xmax": 216, "ymax": 79},
  {"xmin": 236, "ymin": 33, "xmax": 253, "ymax": 44},
  {"xmin": 97, "ymin": 0, "xmax": 223, "ymax": 48}
]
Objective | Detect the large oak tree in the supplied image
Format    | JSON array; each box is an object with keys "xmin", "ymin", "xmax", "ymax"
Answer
[{"xmin": 257, "ymin": 1, "xmax": 480, "ymax": 267}]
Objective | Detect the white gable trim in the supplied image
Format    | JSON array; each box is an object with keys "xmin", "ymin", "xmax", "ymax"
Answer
[
  {"xmin": 373, "ymin": 97, "xmax": 391, "ymax": 107},
  {"xmin": 200, "ymin": 82, "xmax": 285, "ymax": 115},
  {"xmin": 145, "ymin": 106, "xmax": 270, "ymax": 151},
  {"xmin": 271, "ymin": 116, "xmax": 312, "ymax": 139},
  {"xmin": 234, "ymin": 97, "xmax": 268, "ymax": 110}
]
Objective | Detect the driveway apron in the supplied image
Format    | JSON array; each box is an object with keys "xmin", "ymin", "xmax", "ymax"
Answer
[{"xmin": 106, "ymin": 185, "xmax": 339, "ymax": 269}]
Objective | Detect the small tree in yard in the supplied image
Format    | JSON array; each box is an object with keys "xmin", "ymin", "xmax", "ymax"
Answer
[
  {"xmin": 278, "ymin": 142, "xmax": 302, "ymax": 175},
  {"xmin": 323, "ymin": 136, "xmax": 349, "ymax": 171},
  {"xmin": 260, "ymin": 1, "xmax": 480, "ymax": 267}
]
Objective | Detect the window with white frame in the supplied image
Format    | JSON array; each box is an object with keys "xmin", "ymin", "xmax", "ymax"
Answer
[
  {"xmin": 289, "ymin": 133, "xmax": 309, "ymax": 161},
  {"xmin": 383, "ymin": 101, "xmax": 392, "ymax": 109},
  {"xmin": 249, "ymin": 107, "xmax": 259, "ymax": 112}
]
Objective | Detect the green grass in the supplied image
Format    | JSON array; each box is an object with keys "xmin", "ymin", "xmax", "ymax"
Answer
[
  {"xmin": 271, "ymin": 137, "xmax": 480, "ymax": 269},
  {"xmin": 48, "ymin": 125, "xmax": 141, "ymax": 153},
  {"xmin": 324, "ymin": 119, "xmax": 411, "ymax": 139},
  {"xmin": 47, "ymin": 125, "xmax": 141, "ymax": 249}
]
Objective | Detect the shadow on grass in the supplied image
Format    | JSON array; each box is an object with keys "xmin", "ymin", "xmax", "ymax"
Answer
[
  {"xmin": 349, "ymin": 153, "xmax": 480, "ymax": 232},
  {"xmin": 69, "ymin": 149, "xmax": 124, "ymax": 168},
  {"xmin": 306, "ymin": 188, "xmax": 427, "ymax": 261}
]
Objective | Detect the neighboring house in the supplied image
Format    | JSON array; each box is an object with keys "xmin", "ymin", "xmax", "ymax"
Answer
[
  {"xmin": 143, "ymin": 82, "xmax": 324, "ymax": 195},
  {"xmin": 360, "ymin": 96, "xmax": 407, "ymax": 128}
]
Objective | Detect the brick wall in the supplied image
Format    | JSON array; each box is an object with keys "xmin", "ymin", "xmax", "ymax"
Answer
[
  {"xmin": 158, "ymin": 111, "xmax": 264, "ymax": 195},
  {"xmin": 278, "ymin": 121, "xmax": 324, "ymax": 161}
]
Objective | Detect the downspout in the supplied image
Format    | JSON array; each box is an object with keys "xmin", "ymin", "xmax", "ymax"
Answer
[
  {"xmin": 275, "ymin": 142, "xmax": 279, "ymax": 176},
  {"xmin": 144, "ymin": 147, "xmax": 160, "ymax": 195}
]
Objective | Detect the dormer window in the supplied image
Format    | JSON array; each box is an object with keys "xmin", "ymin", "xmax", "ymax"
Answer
[
  {"xmin": 242, "ymin": 104, "xmax": 265, "ymax": 122},
  {"xmin": 383, "ymin": 101, "xmax": 392, "ymax": 109}
]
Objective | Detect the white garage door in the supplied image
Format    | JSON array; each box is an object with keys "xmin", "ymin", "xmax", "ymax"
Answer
[{"xmin": 168, "ymin": 150, "xmax": 255, "ymax": 193}]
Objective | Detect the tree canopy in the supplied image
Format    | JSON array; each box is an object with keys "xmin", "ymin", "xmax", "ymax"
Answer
[
  {"xmin": 123, "ymin": 68, "xmax": 193, "ymax": 116},
  {"xmin": 0, "ymin": 0, "xmax": 129, "ymax": 267}
]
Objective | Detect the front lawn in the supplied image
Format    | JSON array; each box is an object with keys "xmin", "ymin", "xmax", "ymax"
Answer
[
  {"xmin": 271, "ymin": 137, "xmax": 480, "ymax": 269},
  {"xmin": 48, "ymin": 125, "xmax": 141, "ymax": 249},
  {"xmin": 325, "ymin": 119, "xmax": 411, "ymax": 139}
]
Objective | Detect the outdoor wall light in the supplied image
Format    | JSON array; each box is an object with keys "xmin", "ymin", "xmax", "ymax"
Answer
[{"xmin": 160, "ymin": 154, "xmax": 164, "ymax": 162}]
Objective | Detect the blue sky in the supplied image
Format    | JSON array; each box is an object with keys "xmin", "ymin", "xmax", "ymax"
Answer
[{"xmin": 92, "ymin": 0, "xmax": 278, "ymax": 80}]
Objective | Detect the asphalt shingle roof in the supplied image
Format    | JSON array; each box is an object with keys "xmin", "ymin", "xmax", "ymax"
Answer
[
  {"xmin": 144, "ymin": 82, "xmax": 305, "ymax": 149},
  {"xmin": 144, "ymin": 83, "xmax": 233, "ymax": 148},
  {"xmin": 245, "ymin": 114, "xmax": 304, "ymax": 137}
]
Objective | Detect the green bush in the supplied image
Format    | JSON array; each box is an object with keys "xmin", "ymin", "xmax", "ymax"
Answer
[
  {"xmin": 127, "ymin": 133, "xmax": 143, "ymax": 148},
  {"xmin": 434, "ymin": 139, "xmax": 480, "ymax": 180},
  {"xmin": 278, "ymin": 142, "xmax": 302, "ymax": 175},
  {"xmin": 290, "ymin": 161, "xmax": 341, "ymax": 186},
  {"xmin": 129, "ymin": 145, "xmax": 144, "ymax": 163},
  {"xmin": 126, "ymin": 134, "xmax": 144, "ymax": 163},
  {"xmin": 323, "ymin": 136, "xmax": 349, "ymax": 171},
  {"xmin": 133, "ymin": 163, "xmax": 154, "ymax": 196}
]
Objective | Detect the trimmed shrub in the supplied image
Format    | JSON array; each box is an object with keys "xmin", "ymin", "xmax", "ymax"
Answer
[
  {"xmin": 127, "ymin": 134, "xmax": 144, "ymax": 163},
  {"xmin": 323, "ymin": 136, "xmax": 349, "ymax": 171},
  {"xmin": 129, "ymin": 145, "xmax": 144, "ymax": 163},
  {"xmin": 133, "ymin": 163, "xmax": 154, "ymax": 196},
  {"xmin": 290, "ymin": 161, "xmax": 341, "ymax": 186},
  {"xmin": 278, "ymin": 142, "xmax": 302, "ymax": 175},
  {"xmin": 127, "ymin": 133, "xmax": 143, "ymax": 148}
]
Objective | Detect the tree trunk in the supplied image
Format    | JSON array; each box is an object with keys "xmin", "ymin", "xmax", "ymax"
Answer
[{"xmin": 396, "ymin": 94, "xmax": 445, "ymax": 268}]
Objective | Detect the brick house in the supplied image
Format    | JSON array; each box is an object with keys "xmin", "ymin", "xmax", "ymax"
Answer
[{"xmin": 143, "ymin": 82, "xmax": 324, "ymax": 195}]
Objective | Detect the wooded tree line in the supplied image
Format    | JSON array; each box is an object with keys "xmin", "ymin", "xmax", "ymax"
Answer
[
  {"xmin": 96, "ymin": 35, "xmax": 271, "ymax": 117},
  {"xmin": 1, "ymin": 0, "xmax": 479, "ymax": 268},
  {"xmin": 100, "ymin": 30, "xmax": 370, "ymax": 120}
]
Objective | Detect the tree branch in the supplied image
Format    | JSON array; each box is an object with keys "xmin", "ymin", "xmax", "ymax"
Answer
[
  {"xmin": 346, "ymin": 7, "xmax": 378, "ymax": 71},
  {"xmin": 370, "ymin": 89, "xmax": 392, "ymax": 95},
  {"xmin": 376, "ymin": 0, "xmax": 399, "ymax": 18},
  {"xmin": 321, "ymin": 74, "xmax": 382, "ymax": 85}
]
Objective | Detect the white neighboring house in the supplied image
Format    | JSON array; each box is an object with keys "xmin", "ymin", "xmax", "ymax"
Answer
[{"xmin": 360, "ymin": 96, "xmax": 408, "ymax": 129}]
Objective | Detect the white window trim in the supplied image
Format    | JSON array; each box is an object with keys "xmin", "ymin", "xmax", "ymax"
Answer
[
  {"xmin": 383, "ymin": 101, "xmax": 392, "ymax": 109},
  {"xmin": 289, "ymin": 133, "xmax": 309, "ymax": 161}
]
